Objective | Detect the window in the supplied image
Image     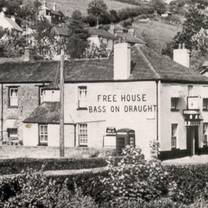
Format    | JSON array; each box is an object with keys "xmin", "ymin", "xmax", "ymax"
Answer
[
  {"xmin": 171, "ymin": 97, "xmax": 179, "ymax": 111},
  {"xmin": 7, "ymin": 128, "xmax": 18, "ymax": 139},
  {"xmin": 78, "ymin": 86, "xmax": 87, "ymax": 109},
  {"xmin": 171, "ymin": 124, "xmax": 178, "ymax": 149},
  {"xmin": 78, "ymin": 123, "xmax": 88, "ymax": 146},
  {"xmin": 39, "ymin": 87, "xmax": 45, "ymax": 104},
  {"xmin": 9, "ymin": 87, "xmax": 18, "ymax": 107},
  {"xmin": 203, "ymin": 98, "xmax": 208, "ymax": 111},
  {"xmin": 39, "ymin": 124, "xmax": 48, "ymax": 146},
  {"xmin": 203, "ymin": 123, "xmax": 208, "ymax": 147}
]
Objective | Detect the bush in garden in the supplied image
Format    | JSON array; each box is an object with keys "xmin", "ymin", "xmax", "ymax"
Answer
[
  {"xmin": 165, "ymin": 165, "xmax": 208, "ymax": 205},
  {"xmin": 102, "ymin": 145, "xmax": 169, "ymax": 201},
  {"xmin": 100, "ymin": 197, "xmax": 184, "ymax": 208},
  {"xmin": 0, "ymin": 177, "xmax": 20, "ymax": 202},
  {"xmin": 3, "ymin": 169, "xmax": 97, "ymax": 208}
]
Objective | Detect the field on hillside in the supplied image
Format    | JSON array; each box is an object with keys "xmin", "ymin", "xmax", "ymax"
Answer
[
  {"xmin": 46, "ymin": 0, "xmax": 137, "ymax": 16},
  {"xmin": 134, "ymin": 19, "xmax": 182, "ymax": 52}
]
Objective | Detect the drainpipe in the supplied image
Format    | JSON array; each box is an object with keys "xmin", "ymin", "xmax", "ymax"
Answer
[
  {"xmin": 156, "ymin": 80, "xmax": 161, "ymax": 157},
  {"xmin": 1, "ymin": 83, "xmax": 3, "ymax": 142},
  {"xmin": 74, "ymin": 124, "xmax": 77, "ymax": 147}
]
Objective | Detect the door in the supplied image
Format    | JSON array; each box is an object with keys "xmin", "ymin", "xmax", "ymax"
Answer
[
  {"xmin": 116, "ymin": 136, "xmax": 125, "ymax": 154},
  {"xmin": 187, "ymin": 126, "xmax": 199, "ymax": 155}
]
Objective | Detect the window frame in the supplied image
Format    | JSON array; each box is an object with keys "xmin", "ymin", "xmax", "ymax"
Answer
[
  {"xmin": 78, "ymin": 123, "xmax": 88, "ymax": 147},
  {"xmin": 39, "ymin": 86, "xmax": 45, "ymax": 105},
  {"xmin": 203, "ymin": 98, "xmax": 208, "ymax": 111},
  {"xmin": 8, "ymin": 87, "xmax": 19, "ymax": 108},
  {"xmin": 203, "ymin": 123, "xmax": 208, "ymax": 147},
  {"xmin": 7, "ymin": 128, "xmax": 18, "ymax": 139},
  {"xmin": 38, "ymin": 124, "xmax": 48, "ymax": 146},
  {"xmin": 77, "ymin": 86, "xmax": 88, "ymax": 110},
  {"xmin": 171, "ymin": 97, "xmax": 180, "ymax": 111},
  {"xmin": 171, "ymin": 123, "xmax": 178, "ymax": 149}
]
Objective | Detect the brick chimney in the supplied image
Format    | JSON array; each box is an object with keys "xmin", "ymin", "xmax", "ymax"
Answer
[
  {"xmin": 114, "ymin": 42, "xmax": 131, "ymax": 80},
  {"xmin": 173, "ymin": 43, "xmax": 190, "ymax": 68}
]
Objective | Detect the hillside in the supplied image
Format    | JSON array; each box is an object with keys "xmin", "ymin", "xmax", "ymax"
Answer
[
  {"xmin": 133, "ymin": 19, "xmax": 182, "ymax": 52},
  {"xmin": 46, "ymin": 0, "xmax": 137, "ymax": 16}
]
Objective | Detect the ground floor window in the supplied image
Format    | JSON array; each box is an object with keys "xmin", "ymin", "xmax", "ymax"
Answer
[
  {"xmin": 171, "ymin": 124, "xmax": 178, "ymax": 149},
  {"xmin": 7, "ymin": 128, "xmax": 18, "ymax": 139},
  {"xmin": 39, "ymin": 124, "xmax": 48, "ymax": 146},
  {"xmin": 203, "ymin": 123, "xmax": 208, "ymax": 147},
  {"xmin": 78, "ymin": 123, "xmax": 88, "ymax": 146},
  {"xmin": 7, "ymin": 128, "xmax": 18, "ymax": 145}
]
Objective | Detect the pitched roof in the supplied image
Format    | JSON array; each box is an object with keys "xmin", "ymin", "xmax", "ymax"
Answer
[
  {"xmin": 24, "ymin": 102, "xmax": 60, "ymax": 124},
  {"xmin": 0, "ymin": 45, "xmax": 208, "ymax": 84},
  {"xmin": 5, "ymin": 16, "xmax": 22, "ymax": 32},
  {"xmin": 116, "ymin": 33, "xmax": 145, "ymax": 44},
  {"xmin": 87, "ymin": 28, "xmax": 117, "ymax": 40}
]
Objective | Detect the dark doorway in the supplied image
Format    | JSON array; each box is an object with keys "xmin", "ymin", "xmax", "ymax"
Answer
[
  {"xmin": 186, "ymin": 126, "xmax": 199, "ymax": 156},
  {"xmin": 116, "ymin": 137, "xmax": 125, "ymax": 154}
]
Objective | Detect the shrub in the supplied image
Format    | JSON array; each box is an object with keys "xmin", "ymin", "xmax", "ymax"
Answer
[
  {"xmin": 165, "ymin": 164, "xmax": 208, "ymax": 205},
  {"xmin": 101, "ymin": 146, "xmax": 169, "ymax": 201},
  {"xmin": 0, "ymin": 157, "xmax": 107, "ymax": 175},
  {"xmin": 2, "ymin": 169, "xmax": 98, "ymax": 208},
  {"xmin": 0, "ymin": 177, "xmax": 20, "ymax": 202}
]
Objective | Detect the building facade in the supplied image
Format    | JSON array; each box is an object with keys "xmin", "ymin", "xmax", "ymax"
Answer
[{"xmin": 1, "ymin": 43, "xmax": 208, "ymax": 159}]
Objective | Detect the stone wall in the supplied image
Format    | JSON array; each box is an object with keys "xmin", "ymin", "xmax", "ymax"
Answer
[{"xmin": 0, "ymin": 83, "xmax": 46, "ymax": 142}]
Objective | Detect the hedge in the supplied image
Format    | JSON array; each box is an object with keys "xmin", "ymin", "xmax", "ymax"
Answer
[
  {"xmin": 2, "ymin": 160, "xmax": 208, "ymax": 206},
  {"xmin": 0, "ymin": 157, "xmax": 107, "ymax": 175}
]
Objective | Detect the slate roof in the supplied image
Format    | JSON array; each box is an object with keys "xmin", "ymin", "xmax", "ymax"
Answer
[
  {"xmin": 0, "ymin": 45, "xmax": 208, "ymax": 84},
  {"xmin": 24, "ymin": 102, "xmax": 60, "ymax": 124},
  {"xmin": 87, "ymin": 28, "xmax": 117, "ymax": 40}
]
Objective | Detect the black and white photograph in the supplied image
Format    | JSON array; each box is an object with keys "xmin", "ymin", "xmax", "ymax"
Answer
[{"xmin": 0, "ymin": 0, "xmax": 208, "ymax": 207}]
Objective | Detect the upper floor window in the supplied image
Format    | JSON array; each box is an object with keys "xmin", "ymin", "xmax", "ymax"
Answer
[
  {"xmin": 78, "ymin": 86, "xmax": 87, "ymax": 109},
  {"xmin": 9, "ymin": 87, "xmax": 18, "ymax": 107},
  {"xmin": 78, "ymin": 123, "xmax": 88, "ymax": 146},
  {"xmin": 203, "ymin": 123, "xmax": 208, "ymax": 147},
  {"xmin": 171, "ymin": 97, "xmax": 179, "ymax": 111},
  {"xmin": 39, "ymin": 124, "xmax": 48, "ymax": 146},
  {"xmin": 39, "ymin": 87, "xmax": 45, "ymax": 104},
  {"xmin": 171, "ymin": 123, "xmax": 178, "ymax": 149},
  {"xmin": 203, "ymin": 98, "xmax": 208, "ymax": 111}
]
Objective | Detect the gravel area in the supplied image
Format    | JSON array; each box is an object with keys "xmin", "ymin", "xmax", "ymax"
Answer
[{"xmin": 162, "ymin": 155, "xmax": 208, "ymax": 165}]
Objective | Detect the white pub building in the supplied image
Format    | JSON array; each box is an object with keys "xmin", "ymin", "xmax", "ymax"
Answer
[{"xmin": 1, "ymin": 42, "xmax": 208, "ymax": 159}]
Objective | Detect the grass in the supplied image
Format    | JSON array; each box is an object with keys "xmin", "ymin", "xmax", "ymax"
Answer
[
  {"xmin": 46, "ymin": 0, "xmax": 137, "ymax": 16},
  {"xmin": 133, "ymin": 19, "xmax": 182, "ymax": 52}
]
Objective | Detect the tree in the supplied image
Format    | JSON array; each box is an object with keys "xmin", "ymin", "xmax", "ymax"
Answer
[
  {"xmin": 66, "ymin": 10, "xmax": 89, "ymax": 58},
  {"xmin": 162, "ymin": 3, "xmax": 208, "ymax": 57},
  {"xmin": 33, "ymin": 17, "xmax": 55, "ymax": 58},
  {"xmin": 150, "ymin": 0, "xmax": 167, "ymax": 15},
  {"xmin": 87, "ymin": 0, "xmax": 108, "ymax": 26},
  {"xmin": 0, "ymin": 28, "xmax": 25, "ymax": 57}
]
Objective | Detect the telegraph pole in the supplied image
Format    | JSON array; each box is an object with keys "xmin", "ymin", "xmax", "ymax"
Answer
[{"xmin": 60, "ymin": 49, "xmax": 65, "ymax": 157}]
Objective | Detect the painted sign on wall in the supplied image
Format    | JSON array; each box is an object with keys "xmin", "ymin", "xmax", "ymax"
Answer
[{"xmin": 88, "ymin": 93, "xmax": 157, "ymax": 113}]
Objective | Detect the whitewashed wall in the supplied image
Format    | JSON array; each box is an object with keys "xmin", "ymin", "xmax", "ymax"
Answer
[{"xmin": 64, "ymin": 81, "xmax": 157, "ymax": 158}]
